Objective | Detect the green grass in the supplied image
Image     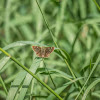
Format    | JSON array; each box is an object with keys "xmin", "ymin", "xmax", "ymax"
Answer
[{"xmin": 0, "ymin": 0, "xmax": 100, "ymax": 100}]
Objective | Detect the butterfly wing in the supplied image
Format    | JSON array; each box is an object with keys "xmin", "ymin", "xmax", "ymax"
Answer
[
  {"xmin": 44, "ymin": 47, "xmax": 54, "ymax": 58},
  {"xmin": 32, "ymin": 46, "xmax": 42, "ymax": 57},
  {"xmin": 32, "ymin": 46, "xmax": 54, "ymax": 58}
]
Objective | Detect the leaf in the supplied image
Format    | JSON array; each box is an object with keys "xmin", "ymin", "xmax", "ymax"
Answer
[
  {"xmin": 10, "ymin": 15, "xmax": 33, "ymax": 26},
  {"xmin": 47, "ymin": 77, "xmax": 84, "ymax": 100},
  {"xmin": 54, "ymin": 48, "xmax": 71, "ymax": 63},
  {"xmin": 93, "ymin": 0, "xmax": 100, "ymax": 10},
  {"xmin": 6, "ymin": 71, "xmax": 27, "ymax": 100},
  {"xmin": 0, "ymin": 41, "xmax": 47, "ymax": 54},
  {"xmin": 37, "ymin": 67, "xmax": 72, "ymax": 81},
  {"xmin": 6, "ymin": 58, "xmax": 42, "ymax": 100},
  {"xmin": 92, "ymin": 91, "xmax": 100, "ymax": 99},
  {"xmin": 0, "ymin": 56, "xmax": 10, "ymax": 72},
  {"xmin": 19, "ymin": 25, "xmax": 34, "ymax": 40},
  {"xmin": 16, "ymin": 58, "xmax": 42, "ymax": 100},
  {"xmin": 0, "ymin": 76, "xmax": 8, "ymax": 95},
  {"xmin": 82, "ymin": 78, "xmax": 100, "ymax": 100},
  {"xmin": 60, "ymin": 49, "xmax": 71, "ymax": 63},
  {"xmin": 47, "ymin": 85, "xmax": 66, "ymax": 100},
  {"xmin": 0, "ymin": 90, "xmax": 6, "ymax": 99},
  {"xmin": 75, "ymin": 54, "xmax": 100, "ymax": 100}
]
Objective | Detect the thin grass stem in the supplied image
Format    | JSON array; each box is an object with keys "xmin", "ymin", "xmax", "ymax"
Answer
[
  {"xmin": 75, "ymin": 54, "xmax": 100, "ymax": 100},
  {"xmin": 0, "ymin": 75, "xmax": 8, "ymax": 95},
  {"xmin": 35, "ymin": 0, "xmax": 58, "ymax": 47},
  {"xmin": 42, "ymin": 58, "xmax": 56, "ymax": 89},
  {"xmin": 93, "ymin": 0, "xmax": 100, "ymax": 10},
  {"xmin": 35, "ymin": 0, "xmax": 76, "ymax": 80},
  {"xmin": 0, "ymin": 48, "xmax": 63, "ymax": 100}
]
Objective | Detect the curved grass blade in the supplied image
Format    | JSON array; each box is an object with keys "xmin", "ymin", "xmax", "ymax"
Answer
[
  {"xmin": 42, "ymin": 58, "xmax": 56, "ymax": 89},
  {"xmin": 35, "ymin": 0, "xmax": 58, "ymax": 47},
  {"xmin": 0, "ymin": 48, "xmax": 63, "ymax": 100},
  {"xmin": 70, "ymin": 25, "xmax": 83, "ymax": 55},
  {"xmin": 93, "ymin": 0, "xmax": 100, "ymax": 10},
  {"xmin": 0, "ymin": 90, "xmax": 6, "ymax": 99},
  {"xmin": 0, "ymin": 76, "xmax": 8, "ymax": 95},
  {"xmin": 54, "ymin": 48, "xmax": 76, "ymax": 79},
  {"xmin": 6, "ymin": 71, "xmax": 27, "ymax": 100},
  {"xmin": 47, "ymin": 77, "xmax": 84, "ymax": 100},
  {"xmin": 82, "ymin": 78, "xmax": 100, "ymax": 100},
  {"xmin": 5, "ymin": 0, "xmax": 12, "ymax": 43},
  {"xmin": 0, "ymin": 41, "xmax": 47, "ymax": 54},
  {"xmin": 75, "ymin": 54, "xmax": 100, "ymax": 100},
  {"xmin": 0, "ymin": 56, "xmax": 10, "ymax": 72},
  {"xmin": 37, "ymin": 67, "xmax": 72, "ymax": 81},
  {"xmin": 17, "ymin": 58, "xmax": 42, "ymax": 100},
  {"xmin": 54, "ymin": 49, "xmax": 71, "ymax": 62},
  {"xmin": 92, "ymin": 91, "xmax": 100, "ymax": 99}
]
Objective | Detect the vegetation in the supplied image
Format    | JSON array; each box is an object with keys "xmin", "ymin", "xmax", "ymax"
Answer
[{"xmin": 0, "ymin": 0, "xmax": 100, "ymax": 100}]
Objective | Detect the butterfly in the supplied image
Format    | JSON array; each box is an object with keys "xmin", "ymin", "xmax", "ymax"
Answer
[{"xmin": 32, "ymin": 46, "xmax": 54, "ymax": 58}]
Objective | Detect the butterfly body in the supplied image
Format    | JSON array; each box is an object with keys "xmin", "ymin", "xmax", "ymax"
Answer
[{"xmin": 32, "ymin": 46, "xmax": 54, "ymax": 58}]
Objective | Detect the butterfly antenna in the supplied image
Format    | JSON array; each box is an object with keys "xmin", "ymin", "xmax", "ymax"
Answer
[{"xmin": 42, "ymin": 58, "xmax": 56, "ymax": 89}]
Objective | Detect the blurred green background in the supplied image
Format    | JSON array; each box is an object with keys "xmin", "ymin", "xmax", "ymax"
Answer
[{"xmin": 0, "ymin": 0, "xmax": 100, "ymax": 100}]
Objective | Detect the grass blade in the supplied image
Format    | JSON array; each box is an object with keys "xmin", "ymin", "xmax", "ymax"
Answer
[
  {"xmin": 0, "ymin": 48, "xmax": 63, "ymax": 100},
  {"xmin": 0, "ymin": 41, "xmax": 47, "ymax": 54},
  {"xmin": 0, "ymin": 56, "xmax": 10, "ymax": 72},
  {"xmin": 37, "ymin": 67, "xmax": 72, "ymax": 81},
  {"xmin": 17, "ymin": 58, "xmax": 42, "ymax": 100},
  {"xmin": 82, "ymin": 78, "xmax": 100, "ymax": 100},
  {"xmin": 6, "ymin": 71, "xmax": 27, "ymax": 100},
  {"xmin": 75, "ymin": 54, "xmax": 100, "ymax": 100},
  {"xmin": 47, "ymin": 77, "xmax": 84, "ymax": 100},
  {"xmin": 0, "ymin": 76, "xmax": 8, "ymax": 95},
  {"xmin": 42, "ymin": 58, "xmax": 56, "ymax": 89}
]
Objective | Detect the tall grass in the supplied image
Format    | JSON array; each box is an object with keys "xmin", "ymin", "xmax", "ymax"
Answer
[{"xmin": 0, "ymin": 0, "xmax": 100, "ymax": 100}]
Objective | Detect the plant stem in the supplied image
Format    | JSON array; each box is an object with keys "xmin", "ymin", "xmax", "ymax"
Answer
[
  {"xmin": 64, "ymin": 59, "xmax": 76, "ymax": 79},
  {"xmin": 42, "ymin": 58, "xmax": 56, "ymax": 89},
  {"xmin": 35, "ymin": 0, "xmax": 58, "ymax": 47},
  {"xmin": 0, "ymin": 75, "xmax": 8, "ymax": 95},
  {"xmin": 70, "ymin": 25, "xmax": 83, "ymax": 55},
  {"xmin": 35, "ymin": 0, "xmax": 76, "ymax": 80},
  {"xmin": 75, "ymin": 54, "xmax": 100, "ymax": 100},
  {"xmin": 0, "ymin": 48, "xmax": 63, "ymax": 100},
  {"xmin": 93, "ymin": 0, "xmax": 100, "ymax": 10}
]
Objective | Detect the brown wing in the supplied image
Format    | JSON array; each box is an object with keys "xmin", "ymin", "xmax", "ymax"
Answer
[
  {"xmin": 32, "ymin": 46, "xmax": 42, "ymax": 57},
  {"xmin": 44, "ymin": 47, "xmax": 54, "ymax": 58}
]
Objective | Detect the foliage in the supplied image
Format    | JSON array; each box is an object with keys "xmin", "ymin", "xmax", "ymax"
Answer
[{"xmin": 0, "ymin": 0, "xmax": 100, "ymax": 100}]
